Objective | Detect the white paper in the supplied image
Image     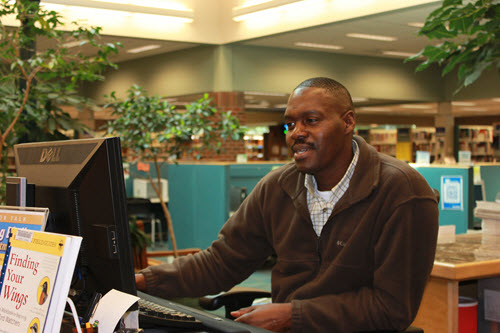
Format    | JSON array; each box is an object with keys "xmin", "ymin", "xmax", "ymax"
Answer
[{"xmin": 90, "ymin": 289, "xmax": 139, "ymax": 333}]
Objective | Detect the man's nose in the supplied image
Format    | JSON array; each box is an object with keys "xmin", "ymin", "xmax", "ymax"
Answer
[{"xmin": 290, "ymin": 122, "xmax": 307, "ymax": 139}]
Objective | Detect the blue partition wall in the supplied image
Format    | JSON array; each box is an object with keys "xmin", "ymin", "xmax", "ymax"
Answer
[{"xmin": 412, "ymin": 166, "xmax": 473, "ymax": 234}]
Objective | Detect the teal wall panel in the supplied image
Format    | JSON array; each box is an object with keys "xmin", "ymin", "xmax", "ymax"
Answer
[
  {"xmin": 413, "ymin": 166, "xmax": 473, "ymax": 234},
  {"xmin": 478, "ymin": 164, "xmax": 500, "ymax": 201},
  {"xmin": 126, "ymin": 163, "xmax": 282, "ymax": 250},
  {"xmin": 229, "ymin": 163, "xmax": 285, "ymax": 193},
  {"xmin": 167, "ymin": 164, "xmax": 228, "ymax": 250}
]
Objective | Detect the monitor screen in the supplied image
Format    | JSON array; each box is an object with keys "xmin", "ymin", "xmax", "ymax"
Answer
[{"xmin": 13, "ymin": 137, "xmax": 136, "ymax": 311}]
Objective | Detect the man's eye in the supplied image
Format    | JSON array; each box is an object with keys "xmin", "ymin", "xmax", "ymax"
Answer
[
  {"xmin": 285, "ymin": 123, "xmax": 295, "ymax": 130},
  {"xmin": 306, "ymin": 118, "xmax": 318, "ymax": 124}
]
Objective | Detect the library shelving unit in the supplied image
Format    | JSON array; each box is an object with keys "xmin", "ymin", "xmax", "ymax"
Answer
[
  {"xmin": 244, "ymin": 134, "xmax": 264, "ymax": 160},
  {"xmin": 369, "ymin": 128, "xmax": 397, "ymax": 157},
  {"xmin": 411, "ymin": 127, "xmax": 436, "ymax": 162},
  {"xmin": 493, "ymin": 123, "xmax": 500, "ymax": 160},
  {"xmin": 457, "ymin": 125, "xmax": 494, "ymax": 162}
]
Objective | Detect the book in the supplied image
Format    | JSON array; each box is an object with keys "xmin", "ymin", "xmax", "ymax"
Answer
[
  {"xmin": 0, "ymin": 228, "xmax": 82, "ymax": 333},
  {"xmin": 0, "ymin": 206, "xmax": 49, "ymax": 267}
]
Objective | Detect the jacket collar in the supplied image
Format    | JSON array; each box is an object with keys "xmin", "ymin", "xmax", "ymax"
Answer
[{"xmin": 278, "ymin": 135, "xmax": 380, "ymax": 212}]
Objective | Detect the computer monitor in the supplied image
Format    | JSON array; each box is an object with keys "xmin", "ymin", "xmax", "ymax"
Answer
[{"xmin": 13, "ymin": 137, "xmax": 136, "ymax": 310}]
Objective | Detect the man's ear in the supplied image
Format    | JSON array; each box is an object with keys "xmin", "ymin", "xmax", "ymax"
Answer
[{"xmin": 343, "ymin": 110, "xmax": 355, "ymax": 133}]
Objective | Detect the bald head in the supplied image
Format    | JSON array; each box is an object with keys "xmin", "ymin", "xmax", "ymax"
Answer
[{"xmin": 293, "ymin": 77, "xmax": 354, "ymax": 114}]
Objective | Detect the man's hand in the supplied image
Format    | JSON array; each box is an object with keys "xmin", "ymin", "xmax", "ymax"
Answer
[
  {"xmin": 135, "ymin": 273, "xmax": 146, "ymax": 291},
  {"xmin": 231, "ymin": 303, "xmax": 292, "ymax": 333}
]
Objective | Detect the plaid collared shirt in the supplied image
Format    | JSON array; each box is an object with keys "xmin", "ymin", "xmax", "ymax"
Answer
[{"xmin": 305, "ymin": 140, "xmax": 359, "ymax": 236}]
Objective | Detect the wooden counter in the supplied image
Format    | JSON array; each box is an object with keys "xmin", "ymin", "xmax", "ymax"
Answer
[{"xmin": 412, "ymin": 233, "xmax": 500, "ymax": 333}]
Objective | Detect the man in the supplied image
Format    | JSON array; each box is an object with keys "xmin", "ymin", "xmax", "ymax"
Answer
[{"xmin": 136, "ymin": 77, "xmax": 439, "ymax": 332}]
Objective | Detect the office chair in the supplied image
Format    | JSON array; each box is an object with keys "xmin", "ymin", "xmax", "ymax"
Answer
[
  {"xmin": 199, "ymin": 289, "xmax": 423, "ymax": 332},
  {"xmin": 127, "ymin": 198, "xmax": 163, "ymax": 247}
]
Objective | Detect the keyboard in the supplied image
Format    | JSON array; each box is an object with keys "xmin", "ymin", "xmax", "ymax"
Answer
[
  {"xmin": 138, "ymin": 298, "xmax": 203, "ymax": 330},
  {"xmin": 138, "ymin": 291, "xmax": 272, "ymax": 333}
]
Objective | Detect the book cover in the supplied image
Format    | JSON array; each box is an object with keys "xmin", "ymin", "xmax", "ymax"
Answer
[
  {"xmin": 0, "ymin": 206, "xmax": 49, "ymax": 267},
  {"xmin": 0, "ymin": 228, "xmax": 82, "ymax": 333}
]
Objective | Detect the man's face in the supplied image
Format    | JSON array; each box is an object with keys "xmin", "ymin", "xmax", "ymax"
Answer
[{"xmin": 284, "ymin": 87, "xmax": 354, "ymax": 179}]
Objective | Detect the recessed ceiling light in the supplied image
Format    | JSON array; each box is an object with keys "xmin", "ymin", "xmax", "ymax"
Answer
[
  {"xmin": 126, "ymin": 44, "xmax": 161, "ymax": 54},
  {"xmin": 408, "ymin": 22, "xmax": 424, "ymax": 28},
  {"xmin": 294, "ymin": 42, "xmax": 343, "ymax": 50},
  {"xmin": 382, "ymin": 51, "xmax": 419, "ymax": 57},
  {"xmin": 452, "ymin": 101, "xmax": 476, "ymax": 106},
  {"xmin": 346, "ymin": 33, "xmax": 396, "ymax": 42}
]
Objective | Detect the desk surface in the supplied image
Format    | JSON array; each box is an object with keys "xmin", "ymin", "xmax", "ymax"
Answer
[{"xmin": 432, "ymin": 233, "xmax": 500, "ymax": 280}]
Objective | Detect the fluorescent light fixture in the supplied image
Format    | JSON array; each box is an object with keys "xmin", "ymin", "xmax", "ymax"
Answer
[
  {"xmin": 382, "ymin": 51, "xmax": 420, "ymax": 57},
  {"xmin": 91, "ymin": 0, "xmax": 190, "ymax": 11},
  {"xmin": 358, "ymin": 107, "xmax": 392, "ymax": 112},
  {"xmin": 452, "ymin": 101, "xmax": 476, "ymax": 106},
  {"xmin": 346, "ymin": 33, "xmax": 397, "ymax": 42},
  {"xmin": 400, "ymin": 104, "xmax": 433, "ymax": 109},
  {"xmin": 126, "ymin": 44, "xmax": 161, "ymax": 54},
  {"xmin": 42, "ymin": 0, "xmax": 194, "ymax": 22},
  {"xmin": 491, "ymin": 98, "xmax": 500, "ymax": 102},
  {"xmin": 352, "ymin": 97, "xmax": 368, "ymax": 102},
  {"xmin": 459, "ymin": 107, "xmax": 487, "ymax": 112},
  {"xmin": 233, "ymin": 0, "xmax": 306, "ymax": 22},
  {"xmin": 62, "ymin": 40, "xmax": 86, "ymax": 48},
  {"xmin": 408, "ymin": 22, "xmax": 424, "ymax": 28},
  {"xmin": 245, "ymin": 104, "xmax": 272, "ymax": 109},
  {"xmin": 294, "ymin": 42, "xmax": 343, "ymax": 50}
]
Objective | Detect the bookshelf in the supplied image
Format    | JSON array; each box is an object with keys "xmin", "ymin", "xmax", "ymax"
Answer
[
  {"xmin": 493, "ymin": 123, "xmax": 500, "ymax": 160},
  {"xmin": 411, "ymin": 127, "xmax": 436, "ymax": 162},
  {"xmin": 458, "ymin": 125, "xmax": 494, "ymax": 162},
  {"xmin": 369, "ymin": 128, "xmax": 397, "ymax": 157},
  {"xmin": 244, "ymin": 134, "xmax": 264, "ymax": 160}
]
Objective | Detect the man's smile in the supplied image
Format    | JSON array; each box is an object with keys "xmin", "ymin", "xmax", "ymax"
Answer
[{"xmin": 292, "ymin": 142, "xmax": 315, "ymax": 159}]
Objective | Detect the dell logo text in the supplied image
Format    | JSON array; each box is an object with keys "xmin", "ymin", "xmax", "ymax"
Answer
[{"xmin": 40, "ymin": 147, "xmax": 61, "ymax": 163}]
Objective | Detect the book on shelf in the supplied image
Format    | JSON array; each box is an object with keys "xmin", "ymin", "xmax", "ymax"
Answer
[
  {"xmin": 0, "ymin": 228, "xmax": 82, "ymax": 333},
  {"xmin": 0, "ymin": 206, "xmax": 49, "ymax": 267}
]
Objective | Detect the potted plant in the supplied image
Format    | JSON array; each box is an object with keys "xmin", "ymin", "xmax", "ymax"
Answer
[
  {"xmin": 129, "ymin": 216, "xmax": 152, "ymax": 270},
  {"xmin": 407, "ymin": 0, "xmax": 500, "ymax": 93},
  {"xmin": 104, "ymin": 85, "xmax": 245, "ymax": 257},
  {"xmin": 0, "ymin": 0, "xmax": 121, "ymax": 202}
]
